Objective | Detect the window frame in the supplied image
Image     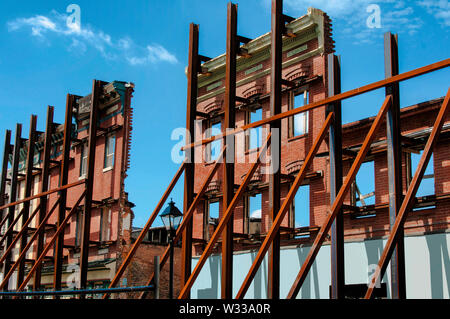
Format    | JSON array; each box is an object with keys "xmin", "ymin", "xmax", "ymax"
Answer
[
  {"xmin": 244, "ymin": 192, "xmax": 262, "ymax": 235},
  {"xmin": 204, "ymin": 198, "xmax": 220, "ymax": 240},
  {"xmin": 205, "ymin": 117, "xmax": 222, "ymax": 163},
  {"xmin": 245, "ymin": 107, "xmax": 263, "ymax": 151},
  {"xmin": 289, "ymin": 89, "xmax": 309, "ymax": 138},
  {"xmin": 99, "ymin": 207, "xmax": 111, "ymax": 243},
  {"xmin": 103, "ymin": 133, "xmax": 116, "ymax": 171},
  {"xmin": 79, "ymin": 143, "xmax": 88, "ymax": 178}
]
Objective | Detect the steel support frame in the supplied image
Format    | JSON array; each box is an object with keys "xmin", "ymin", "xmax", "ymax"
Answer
[
  {"xmin": 181, "ymin": 59, "xmax": 450, "ymax": 152},
  {"xmin": 268, "ymin": 0, "xmax": 283, "ymax": 299},
  {"xmin": 222, "ymin": 2, "xmax": 237, "ymax": 299},
  {"xmin": 33, "ymin": 106, "xmax": 54, "ymax": 291},
  {"xmin": 327, "ymin": 54, "xmax": 345, "ymax": 299},
  {"xmin": 0, "ymin": 130, "xmax": 11, "ymax": 235},
  {"xmin": 181, "ymin": 23, "xmax": 199, "ymax": 299},
  {"xmin": 2, "ymin": 123, "xmax": 22, "ymax": 291},
  {"xmin": 0, "ymin": 198, "xmax": 61, "ymax": 290},
  {"xmin": 79, "ymin": 80, "xmax": 100, "ymax": 295},
  {"xmin": 16, "ymin": 191, "xmax": 87, "ymax": 292},
  {"xmin": 104, "ymin": 160, "xmax": 186, "ymax": 298},
  {"xmin": 178, "ymin": 134, "xmax": 272, "ymax": 299},
  {"xmin": 16, "ymin": 115, "xmax": 37, "ymax": 289},
  {"xmin": 53, "ymin": 95, "xmax": 75, "ymax": 294},
  {"xmin": 236, "ymin": 113, "xmax": 334, "ymax": 299},
  {"xmin": 384, "ymin": 32, "xmax": 406, "ymax": 299},
  {"xmin": 364, "ymin": 88, "xmax": 450, "ymax": 299},
  {"xmin": 138, "ymin": 148, "xmax": 226, "ymax": 299},
  {"xmin": 287, "ymin": 95, "xmax": 393, "ymax": 299}
]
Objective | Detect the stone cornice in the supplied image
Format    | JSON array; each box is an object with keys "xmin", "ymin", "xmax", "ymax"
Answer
[{"xmin": 195, "ymin": 7, "xmax": 327, "ymax": 90}]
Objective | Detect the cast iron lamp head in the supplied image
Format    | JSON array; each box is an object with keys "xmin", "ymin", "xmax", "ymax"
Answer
[{"xmin": 160, "ymin": 198, "xmax": 183, "ymax": 232}]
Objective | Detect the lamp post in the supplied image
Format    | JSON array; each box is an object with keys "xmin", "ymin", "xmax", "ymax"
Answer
[{"xmin": 160, "ymin": 198, "xmax": 183, "ymax": 299}]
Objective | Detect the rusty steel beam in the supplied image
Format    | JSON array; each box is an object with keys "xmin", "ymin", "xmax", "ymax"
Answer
[
  {"xmin": 267, "ymin": 0, "xmax": 283, "ymax": 299},
  {"xmin": 2, "ymin": 123, "xmax": 22, "ymax": 290},
  {"xmin": 16, "ymin": 191, "xmax": 87, "ymax": 292},
  {"xmin": 384, "ymin": 32, "xmax": 406, "ymax": 299},
  {"xmin": 222, "ymin": 2, "xmax": 237, "ymax": 299},
  {"xmin": 181, "ymin": 58, "xmax": 450, "ymax": 152},
  {"xmin": 178, "ymin": 133, "xmax": 272, "ymax": 299},
  {"xmin": 236, "ymin": 113, "xmax": 334, "ymax": 299},
  {"xmin": 33, "ymin": 105, "xmax": 54, "ymax": 291},
  {"xmin": 0, "ymin": 197, "xmax": 60, "ymax": 290},
  {"xmin": 287, "ymin": 95, "xmax": 392, "ymax": 299},
  {"xmin": 0, "ymin": 130, "xmax": 11, "ymax": 230},
  {"xmin": 0, "ymin": 179, "xmax": 84, "ymax": 212},
  {"xmin": 139, "ymin": 148, "xmax": 226, "ymax": 299},
  {"xmin": 53, "ymin": 95, "xmax": 75, "ymax": 294},
  {"xmin": 17, "ymin": 115, "xmax": 38, "ymax": 289},
  {"xmin": 364, "ymin": 88, "xmax": 450, "ymax": 299},
  {"xmin": 103, "ymin": 160, "xmax": 186, "ymax": 298},
  {"xmin": 181, "ymin": 23, "xmax": 199, "ymax": 299},
  {"xmin": 0, "ymin": 206, "xmax": 38, "ymax": 248},
  {"xmin": 327, "ymin": 54, "xmax": 344, "ymax": 299},
  {"xmin": 79, "ymin": 80, "xmax": 101, "ymax": 295}
]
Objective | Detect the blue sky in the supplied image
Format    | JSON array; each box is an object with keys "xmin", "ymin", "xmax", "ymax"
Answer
[{"xmin": 0, "ymin": 0, "xmax": 448, "ymax": 228}]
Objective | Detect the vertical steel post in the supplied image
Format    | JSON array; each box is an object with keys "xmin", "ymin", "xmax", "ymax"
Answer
[
  {"xmin": 17, "ymin": 115, "xmax": 37, "ymax": 290},
  {"xmin": 169, "ymin": 231, "xmax": 174, "ymax": 299},
  {"xmin": 154, "ymin": 255, "xmax": 160, "ymax": 299},
  {"xmin": 384, "ymin": 32, "xmax": 406, "ymax": 299},
  {"xmin": 181, "ymin": 23, "xmax": 198, "ymax": 299},
  {"xmin": 53, "ymin": 95, "xmax": 74, "ymax": 294},
  {"xmin": 79, "ymin": 80, "xmax": 100, "ymax": 295},
  {"xmin": 33, "ymin": 106, "xmax": 54, "ymax": 291},
  {"xmin": 222, "ymin": 2, "xmax": 237, "ymax": 299},
  {"xmin": 328, "ymin": 54, "xmax": 344, "ymax": 299},
  {"xmin": 268, "ymin": 0, "xmax": 283, "ymax": 299},
  {"xmin": 0, "ymin": 130, "xmax": 11, "ymax": 234},
  {"xmin": 2, "ymin": 124, "xmax": 22, "ymax": 291}
]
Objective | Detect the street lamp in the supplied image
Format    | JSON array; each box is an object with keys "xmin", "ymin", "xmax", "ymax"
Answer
[{"xmin": 160, "ymin": 198, "xmax": 183, "ymax": 299}]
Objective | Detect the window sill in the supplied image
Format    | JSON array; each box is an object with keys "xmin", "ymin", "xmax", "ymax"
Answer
[
  {"xmin": 78, "ymin": 175, "xmax": 86, "ymax": 181},
  {"xmin": 204, "ymin": 160, "xmax": 216, "ymax": 167},
  {"xmin": 103, "ymin": 166, "xmax": 113, "ymax": 173},
  {"xmin": 288, "ymin": 133, "xmax": 308, "ymax": 143},
  {"xmin": 245, "ymin": 147, "xmax": 260, "ymax": 155}
]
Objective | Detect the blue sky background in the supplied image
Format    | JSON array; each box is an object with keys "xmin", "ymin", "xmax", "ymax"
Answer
[{"xmin": 0, "ymin": 0, "xmax": 448, "ymax": 228}]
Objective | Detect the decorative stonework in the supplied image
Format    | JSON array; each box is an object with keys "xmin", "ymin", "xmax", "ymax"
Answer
[
  {"xmin": 284, "ymin": 65, "xmax": 310, "ymax": 81},
  {"xmin": 203, "ymin": 100, "xmax": 223, "ymax": 115},
  {"xmin": 286, "ymin": 160, "xmax": 304, "ymax": 175},
  {"xmin": 242, "ymin": 85, "xmax": 265, "ymax": 99},
  {"xmin": 241, "ymin": 167, "xmax": 262, "ymax": 183},
  {"xmin": 206, "ymin": 180, "xmax": 221, "ymax": 193}
]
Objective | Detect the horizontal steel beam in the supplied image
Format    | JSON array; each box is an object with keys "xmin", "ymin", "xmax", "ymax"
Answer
[
  {"xmin": 182, "ymin": 58, "xmax": 449, "ymax": 151},
  {"xmin": 0, "ymin": 285, "xmax": 155, "ymax": 297}
]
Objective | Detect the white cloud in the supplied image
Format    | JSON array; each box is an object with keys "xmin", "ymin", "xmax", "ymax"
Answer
[
  {"xmin": 282, "ymin": 0, "xmax": 427, "ymax": 44},
  {"xmin": 418, "ymin": 0, "xmax": 450, "ymax": 26},
  {"xmin": 8, "ymin": 15, "xmax": 57, "ymax": 37},
  {"xmin": 7, "ymin": 10, "xmax": 178, "ymax": 66}
]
